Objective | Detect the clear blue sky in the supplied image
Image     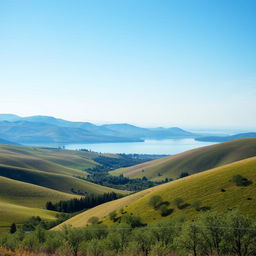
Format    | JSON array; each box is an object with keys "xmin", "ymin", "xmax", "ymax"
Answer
[{"xmin": 1, "ymin": 0, "xmax": 255, "ymax": 129}]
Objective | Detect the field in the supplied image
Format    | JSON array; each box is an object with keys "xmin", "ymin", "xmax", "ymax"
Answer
[
  {"xmin": 56, "ymin": 156, "xmax": 256, "ymax": 228},
  {"xmin": 110, "ymin": 138, "xmax": 256, "ymax": 180}
]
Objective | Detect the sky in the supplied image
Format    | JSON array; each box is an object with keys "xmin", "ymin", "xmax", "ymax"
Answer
[{"xmin": 0, "ymin": 0, "xmax": 256, "ymax": 129}]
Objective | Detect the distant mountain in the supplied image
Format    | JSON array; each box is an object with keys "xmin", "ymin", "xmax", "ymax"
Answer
[
  {"xmin": 0, "ymin": 137, "xmax": 19, "ymax": 145},
  {"xmin": 101, "ymin": 124, "xmax": 195, "ymax": 139},
  {"xmin": 0, "ymin": 114, "xmax": 197, "ymax": 144},
  {"xmin": 196, "ymin": 132, "xmax": 256, "ymax": 142},
  {"xmin": 0, "ymin": 114, "xmax": 21, "ymax": 122},
  {"xmin": 0, "ymin": 121, "xmax": 141, "ymax": 144}
]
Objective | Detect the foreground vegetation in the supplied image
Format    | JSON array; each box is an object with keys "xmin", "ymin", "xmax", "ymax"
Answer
[{"xmin": 1, "ymin": 211, "xmax": 256, "ymax": 256}]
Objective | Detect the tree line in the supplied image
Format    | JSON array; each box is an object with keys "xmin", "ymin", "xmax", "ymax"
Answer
[{"xmin": 46, "ymin": 192, "xmax": 121, "ymax": 213}]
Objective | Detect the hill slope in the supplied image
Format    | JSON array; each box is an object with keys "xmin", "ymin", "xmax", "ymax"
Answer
[
  {"xmin": 0, "ymin": 145, "xmax": 127, "ymax": 230},
  {"xmin": 0, "ymin": 164, "xmax": 125, "ymax": 195},
  {"xmin": 196, "ymin": 132, "xmax": 256, "ymax": 142},
  {"xmin": 0, "ymin": 176, "xmax": 78, "ymax": 228},
  {"xmin": 110, "ymin": 138, "xmax": 256, "ymax": 180},
  {"xmin": 55, "ymin": 156, "xmax": 256, "ymax": 229}
]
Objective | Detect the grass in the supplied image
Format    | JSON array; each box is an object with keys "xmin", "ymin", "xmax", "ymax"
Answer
[
  {"xmin": 0, "ymin": 176, "xmax": 78, "ymax": 230},
  {"xmin": 0, "ymin": 144, "xmax": 119, "ymax": 177},
  {"xmin": 0, "ymin": 201, "xmax": 57, "ymax": 226},
  {"xmin": 55, "ymin": 156, "xmax": 256, "ymax": 229},
  {"xmin": 0, "ymin": 164, "xmax": 126, "ymax": 195},
  {"xmin": 0, "ymin": 144, "xmax": 96, "ymax": 177},
  {"xmin": 110, "ymin": 138, "xmax": 256, "ymax": 180},
  {"xmin": 0, "ymin": 176, "xmax": 78, "ymax": 208}
]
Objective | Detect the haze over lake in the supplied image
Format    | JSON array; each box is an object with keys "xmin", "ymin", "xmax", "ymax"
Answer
[{"xmin": 64, "ymin": 139, "xmax": 217, "ymax": 155}]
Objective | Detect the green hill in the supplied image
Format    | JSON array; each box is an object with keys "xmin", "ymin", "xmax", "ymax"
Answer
[
  {"xmin": 110, "ymin": 138, "xmax": 256, "ymax": 180},
  {"xmin": 0, "ymin": 164, "xmax": 125, "ymax": 195},
  {"xmin": 0, "ymin": 176, "xmax": 78, "ymax": 208},
  {"xmin": 0, "ymin": 144, "xmax": 100, "ymax": 177},
  {"xmin": 0, "ymin": 144, "xmax": 127, "ymax": 230},
  {"xmin": 0, "ymin": 176, "xmax": 78, "ymax": 229},
  {"xmin": 55, "ymin": 156, "xmax": 256, "ymax": 229}
]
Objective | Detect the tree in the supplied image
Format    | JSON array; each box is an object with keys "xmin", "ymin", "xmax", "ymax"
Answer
[
  {"xmin": 180, "ymin": 172, "xmax": 189, "ymax": 178},
  {"xmin": 198, "ymin": 212, "xmax": 226, "ymax": 256},
  {"xmin": 88, "ymin": 216, "xmax": 99, "ymax": 225},
  {"xmin": 191, "ymin": 200, "xmax": 202, "ymax": 211},
  {"xmin": 10, "ymin": 223, "xmax": 16, "ymax": 234},
  {"xmin": 232, "ymin": 174, "xmax": 252, "ymax": 186},
  {"xmin": 158, "ymin": 204, "xmax": 170, "ymax": 217},
  {"xmin": 149, "ymin": 195, "xmax": 163, "ymax": 209},
  {"xmin": 109, "ymin": 211, "xmax": 117, "ymax": 222},
  {"xmin": 121, "ymin": 213, "xmax": 144, "ymax": 228},
  {"xmin": 173, "ymin": 198, "xmax": 184, "ymax": 209},
  {"xmin": 175, "ymin": 221, "xmax": 202, "ymax": 256},
  {"xmin": 223, "ymin": 211, "xmax": 256, "ymax": 256},
  {"xmin": 46, "ymin": 201, "xmax": 55, "ymax": 211}
]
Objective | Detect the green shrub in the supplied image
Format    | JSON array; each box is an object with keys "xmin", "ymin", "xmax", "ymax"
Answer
[
  {"xmin": 88, "ymin": 216, "xmax": 99, "ymax": 225},
  {"xmin": 173, "ymin": 197, "xmax": 184, "ymax": 209},
  {"xmin": 109, "ymin": 210, "xmax": 117, "ymax": 222},
  {"xmin": 232, "ymin": 174, "xmax": 252, "ymax": 186},
  {"xmin": 158, "ymin": 204, "xmax": 171, "ymax": 216},
  {"xmin": 191, "ymin": 200, "xmax": 202, "ymax": 211},
  {"xmin": 149, "ymin": 195, "xmax": 163, "ymax": 209}
]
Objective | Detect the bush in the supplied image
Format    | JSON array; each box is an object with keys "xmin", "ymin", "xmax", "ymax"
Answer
[
  {"xmin": 173, "ymin": 197, "xmax": 184, "ymax": 209},
  {"xmin": 88, "ymin": 216, "xmax": 99, "ymax": 225},
  {"xmin": 158, "ymin": 204, "xmax": 171, "ymax": 217},
  {"xmin": 149, "ymin": 195, "xmax": 163, "ymax": 209},
  {"xmin": 10, "ymin": 223, "xmax": 16, "ymax": 234},
  {"xmin": 121, "ymin": 213, "xmax": 144, "ymax": 228},
  {"xmin": 191, "ymin": 200, "xmax": 202, "ymax": 211},
  {"xmin": 179, "ymin": 172, "xmax": 189, "ymax": 178},
  {"xmin": 232, "ymin": 174, "xmax": 252, "ymax": 186},
  {"xmin": 109, "ymin": 211, "xmax": 117, "ymax": 222}
]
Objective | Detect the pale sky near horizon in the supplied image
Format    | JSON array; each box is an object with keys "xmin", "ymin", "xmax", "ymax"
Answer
[{"xmin": 0, "ymin": 0, "xmax": 256, "ymax": 129}]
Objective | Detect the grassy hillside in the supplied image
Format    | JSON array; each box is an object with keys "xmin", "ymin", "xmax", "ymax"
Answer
[
  {"xmin": 0, "ymin": 201, "xmax": 57, "ymax": 227},
  {"xmin": 56, "ymin": 156, "xmax": 256, "ymax": 229},
  {"xmin": 110, "ymin": 138, "xmax": 256, "ymax": 180},
  {"xmin": 0, "ymin": 176, "xmax": 77, "ymax": 208},
  {"xmin": 0, "ymin": 176, "xmax": 79, "ymax": 229},
  {"xmin": 0, "ymin": 144, "xmax": 128, "ymax": 229},
  {"xmin": 0, "ymin": 164, "xmax": 125, "ymax": 195},
  {"xmin": 0, "ymin": 144, "xmax": 100, "ymax": 177}
]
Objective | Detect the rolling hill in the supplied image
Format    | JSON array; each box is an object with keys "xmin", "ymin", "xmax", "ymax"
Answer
[
  {"xmin": 0, "ymin": 176, "xmax": 78, "ymax": 228},
  {"xmin": 0, "ymin": 144, "xmax": 127, "ymax": 230},
  {"xmin": 0, "ymin": 144, "xmax": 99, "ymax": 176},
  {"xmin": 55, "ymin": 156, "xmax": 256, "ymax": 229},
  {"xmin": 196, "ymin": 132, "xmax": 256, "ymax": 142},
  {"xmin": 0, "ymin": 164, "xmax": 124, "ymax": 195},
  {"xmin": 110, "ymin": 138, "xmax": 256, "ymax": 180}
]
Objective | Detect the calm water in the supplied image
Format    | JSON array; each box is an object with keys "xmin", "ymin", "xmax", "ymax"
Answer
[{"xmin": 64, "ymin": 139, "xmax": 217, "ymax": 155}]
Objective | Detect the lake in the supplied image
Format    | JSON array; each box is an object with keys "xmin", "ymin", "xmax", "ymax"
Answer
[{"xmin": 64, "ymin": 139, "xmax": 217, "ymax": 155}]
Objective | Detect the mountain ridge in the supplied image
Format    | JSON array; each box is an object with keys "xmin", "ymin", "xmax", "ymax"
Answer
[{"xmin": 0, "ymin": 114, "xmax": 197, "ymax": 144}]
